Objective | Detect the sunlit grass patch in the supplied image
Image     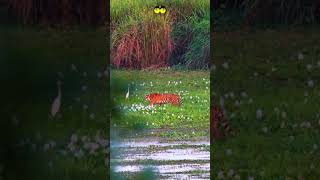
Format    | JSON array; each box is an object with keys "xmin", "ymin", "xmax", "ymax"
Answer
[{"xmin": 112, "ymin": 70, "xmax": 210, "ymax": 139}]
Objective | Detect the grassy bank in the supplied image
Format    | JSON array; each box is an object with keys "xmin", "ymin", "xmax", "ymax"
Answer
[{"xmin": 111, "ymin": 69, "xmax": 210, "ymax": 140}]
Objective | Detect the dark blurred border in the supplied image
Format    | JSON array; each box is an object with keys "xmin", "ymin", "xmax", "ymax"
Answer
[{"xmin": 0, "ymin": 0, "xmax": 110, "ymax": 179}]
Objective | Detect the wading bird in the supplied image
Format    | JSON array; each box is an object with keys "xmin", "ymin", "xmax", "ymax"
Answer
[
  {"xmin": 125, "ymin": 85, "xmax": 130, "ymax": 99},
  {"xmin": 51, "ymin": 81, "xmax": 62, "ymax": 117}
]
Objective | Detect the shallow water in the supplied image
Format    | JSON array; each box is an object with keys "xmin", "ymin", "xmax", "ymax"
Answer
[
  {"xmin": 111, "ymin": 138, "xmax": 210, "ymax": 179},
  {"xmin": 118, "ymin": 148, "xmax": 209, "ymax": 161},
  {"xmin": 112, "ymin": 140, "xmax": 209, "ymax": 148}
]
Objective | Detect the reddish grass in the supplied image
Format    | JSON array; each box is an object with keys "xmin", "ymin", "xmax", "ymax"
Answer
[
  {"xmin": 211, "ymin": 104, "xmax": 225, "ymax": 140},
  {"xmin": 112, "ymin": 13, "xmax": 174, "ymax": 69}
]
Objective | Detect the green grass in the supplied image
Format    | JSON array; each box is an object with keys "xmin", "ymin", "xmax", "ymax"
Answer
[
  {"xmin": 212, "ymin": 27, "xmax": 320, "ymax": 178},
  {"xmin": 111, "ymin": 0, "xmax": 209, "ymax": 24},
  {"xmin": 183, "ymin": 11, "xmax": 210, "ymax": 69},
  {"xmin": 112, "ymin": 69, "xmax": 210, "ymax": 140}
]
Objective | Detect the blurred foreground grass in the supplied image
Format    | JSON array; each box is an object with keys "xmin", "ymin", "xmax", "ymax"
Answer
[
  {"xmin": 212, "ymin": 28, "xmax": 320, "ymax": 178},
  {"xmin": 1, "ymin": 25, "xmax": 109, "ymax": 179}
]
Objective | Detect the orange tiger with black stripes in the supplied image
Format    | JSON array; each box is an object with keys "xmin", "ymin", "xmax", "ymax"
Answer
[
  {"xmin": 211, "ymin": 104, "xmax": 233, "ymax": 140},
  {"xmin": 145, "ymin": 93, "xmax": 181, "ymax": 107}
]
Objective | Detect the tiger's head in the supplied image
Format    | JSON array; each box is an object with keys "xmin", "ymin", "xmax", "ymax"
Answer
[
  {"xmin": 145, "ymin": 93, "xmax": 160, "ymax": 101},
  {"xmin": 145, "ymin": 94, "xmax": 151, "ymax": 101}
]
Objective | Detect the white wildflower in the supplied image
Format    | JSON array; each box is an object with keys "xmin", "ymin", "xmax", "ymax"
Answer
[
  {"xmin": 71, "ymin": 64, "xmax": 77, "ymax": 71},
  {"xmin": 49, "ymin": 141, "xmax": 56, "ymax": 148},
  {"xmin": 43, "ymin": 143, "xmax": 50, "ymax": 151},
  {"xmin": 83, "ymin": 72, "xmax": 87, "ymax": 77},
  {"xmin": 81, "ymin": 85, "xmax": 87, "ymax": 91},
  {"xmin": 241, "ymin": 91, "xmax": 248, "ymax": 98},
  {"xmin": 217, "ymin": 171, "xmax": 224, "ymax": 179},
  {"xmin": 226, "ymin": 149, "xmax": 232, "ymax": 156},
  {"xmin": 97, "ymin": 72, "xmax": 102, "ymax": 78},
  {"xmin": 75, "ymin": 149, "xmax": 84, "ymax": 158},
  {"xmin": 313, "ymin": 144, "xmax": 318, "ymax": 150},
  {"xmin": 306, "ymin": 121, "xmax": 311, "ymax": 128},
  {"xmin": 310, "ymin": 163, "xmax": 315, "ymax": 169},
  {"xmin": 234, "ymin": 100, "xmax": 240, "ymax": 107},
  {"xmin": 68, "ymin": 143, "xmax": 76, "ymax": 152},
  {"xmin": 308, "ymin": 79, "xmax": 314, "ymax": 87},
  {"xmin": 229, "ymin": 92, "xmax": 234, "ymax": 98},
  {"xmin": 298, "ymin": 52, "xmax": 304, "ymax": 60},
  {"xmin": 222, "ymin": 62, "xmax": 229, "ymax": 69},
  {"xmin": 89, "ymin": 113, "xmax": 95, "ymax": 120},
  {"xmin": 256, "ymin": 109, "xmax": 263, "ymax": 120},
  {"xmin": 71, "ymin": 134, "xmax": 78, "ymax": 143},
  {"xmin": 234, "ymin": 174, "xmax": 241, "ymax": 180},
  {"xmin": 262, "ymin": 127, "xmax": 268, "ymax": 133},
  {"xmin": 281, "ymin": 111, "xmax": 287, "ymax": 119},
  {"xmin": 227, "ymin": 169, "xmax": 235, "ymax": 177},
  {"xmin": 83, "ymin": 104, "xmax": 88, "ymax": 110}
]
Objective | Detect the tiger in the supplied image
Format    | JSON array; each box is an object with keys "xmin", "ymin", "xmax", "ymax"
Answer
[
  {"xmin": 211, "ymin": 104, "xmax": 233, "ymax": 140},
  {"xmin": 145, "ymin": 93, "xmax": 181, "ymax": 107}
]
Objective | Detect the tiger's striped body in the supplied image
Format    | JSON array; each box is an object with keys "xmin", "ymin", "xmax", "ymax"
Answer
[
  {"xmin": 145, "ymin": 93, "xmax": 181, "ymax": 106},
  {"xmin": 211, "ymin": 105, "xmax": 233, "ymax": 140}
]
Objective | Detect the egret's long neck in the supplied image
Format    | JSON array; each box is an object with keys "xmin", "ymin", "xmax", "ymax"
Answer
[{"xmin": 57, "ymin": 84, "xmax": 61, "ymax": 98}]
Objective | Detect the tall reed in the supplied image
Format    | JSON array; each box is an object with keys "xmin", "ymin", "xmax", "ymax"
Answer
[{"xmin": 112, "ymin": 10, "xmax": 174, "ymax": 69}]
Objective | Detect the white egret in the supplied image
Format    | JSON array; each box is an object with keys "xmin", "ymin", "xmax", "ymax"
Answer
[
  {"xmin": 57, "ymin": 72, "xmax": 64, "ymax": 78},
  {"xmin": 51, "ymin": 81, "xmax": 62, "ymax": 117},
  {"xmin": 219, "ymin": 96, "xmax": 224, "ymax": 107},
  {"xmin": 71, "ymin": 64, "xmax": 77, "ymax": 71},
  {"xmin": 125, "ymin": 85, "xmax": 130, "ymax": 99},
  {"xmin": 97, "ymin": 72, "xmax": 102, "ymax": 78},
  {"xmin": 81, "ymin": 85, "xmax": 87, "ymax": 91}
]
